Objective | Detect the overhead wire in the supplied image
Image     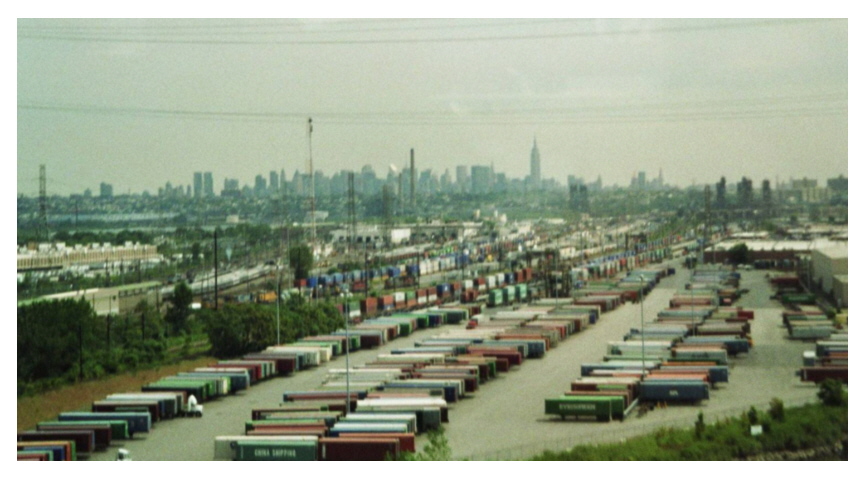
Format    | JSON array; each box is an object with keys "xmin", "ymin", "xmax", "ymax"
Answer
[
  {"xmin": 18, "ymin": 93, "xmax": 847, "ymax": 126},
  {"xmin": 16, "ymin": 18, "xmax": 840, "ymax": 45}
]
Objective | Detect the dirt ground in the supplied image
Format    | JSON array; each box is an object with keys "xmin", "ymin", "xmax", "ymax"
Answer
[{"xmin": 17, "ymin": 356, "xmax": 217, "ymax": 431}]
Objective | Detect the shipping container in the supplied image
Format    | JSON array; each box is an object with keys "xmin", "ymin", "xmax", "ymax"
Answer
[
  {"xmin": 639, "ymin": 380, "xmax": 710, "ymax": 402},
  {"xmin": 235, "ymin": 438, "xmax": 319, "ymax": 461},
  {"xmin": 57, "ymin": 411, "xmax": 151, "ymax": 436},
  {"xmin": 319, "ymin": 437, "xmax": 400, "ymax": 461},
  {"xmin": 17, "ymin": 441, "xmax": 75, "ymax": 461},
  {"xmin": 37, "ymin": 420, "xmax": 130, "ymax": 441},
  {"xmin": 544, "ymin": 396, "xmax": 618, "ymax": 422},
  {"xmin": 34, "ymin": 424, "xmax": 112, "ymax": 449},
  {"xmin": 18, "ymin": 430, "xmax": 95, "ymax": 454}
]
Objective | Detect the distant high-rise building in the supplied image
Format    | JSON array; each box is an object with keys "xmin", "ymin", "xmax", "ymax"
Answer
[
  {"xmin": 569, "ymin": 183, "xmax": 589, "ymax": 211},
  {"xmin": 360, "ymin": 164, "xmax": 377, "ymax": 197},
  {"xmin": 827, "ymin": 175, "xmax": 848, "ymax": 192},
  {"xmin": 761, "ymin": 179, "xmax": 772, "ymax": 206},
  {"xmin": 530, "ymin": 137, "xmax": 541, "ymax": 188},
  {"xmin": 280, "ymin": 169, "xmax": 287, "ymax": 194},
  {"xmin": 292, "ymin": 169, "xmax": 304, "ymax": 195},
  {"xmin": 418, "ymin": 169, "xmax": 439, "ymax": 196},
  {"xmin": 790, "ymin": 177, "xmax": 818, "ymax": 189},
  {"xmin": 440, "ymin": 169, "xmax": 452, "ymax": 192},
  {"xmin": 222, "ymin": 178, "xmax": 240, "ymax": 197},
  {"xmin": 254, "ymin": 175, "xmax": 267, "ymax": 196},
  {"xmin": 471, "ymin": 165, "xmax": 493, "ymax": 195},
  {"xmin": 716, "ymin": 177, "xmax": 727, "ymax": 208},
  {"xmin": 737, "ymin": 177, "xmax": 754, "ymax": 207},
  {"xmin": 203, "ymin": 172, "xmax": 214, "ymax": 197},
  {"xmin": 99, "ymin": 182, "xmax": 113, "ymax": 198},
  {"xmin": 193, "ymin": 172, "xmax": 203, "ymax": 198},
  {"xmin": 269, "ymin": 171, "xmax": 279, "ymax": 193},
  {"xmin": 456, "ymin": 165, "xmax": 469, "ymax": 193}
]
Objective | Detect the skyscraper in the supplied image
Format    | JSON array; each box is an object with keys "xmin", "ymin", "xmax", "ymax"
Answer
[
  {"xmin": 203, "ymin": 172, "xmax": 214, "ymax": 197},
  {"xmin": 269, "ymin": 171, "xmax": 279, "ymax": 193},
  {"xmin": 456, "ymin": 165, "xmax": 468, "ymax": 193},
  {"xmin": 193, "ymin": 172, "xmax": 203, "ymax": 198},
  {"xmin": 530, "ymin": 137, "xmax": 540, "ymax": 188},
  {"xmin": 471, "ymin": 165, "xmax": 493, "ymax": 195}
]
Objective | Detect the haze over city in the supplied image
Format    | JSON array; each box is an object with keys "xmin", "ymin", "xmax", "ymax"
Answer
[{"xmin": 17, "ymin": 16, "xmax": 848, "ymax": 197}]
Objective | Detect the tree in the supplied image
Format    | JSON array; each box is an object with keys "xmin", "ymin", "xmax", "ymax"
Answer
[
  {"xmin": 769, "ymin": 397, "xmax": 785, "ymax": 422},
  {"xmin": 694, "ymin": 411, "xmax": 706, "ymax": 439},
  {"xmin": 728, "ymin": 243, "xmax": 749, "ymax": 266},
  {"xmin": 18, "ymin": 298, "xmax": 102, "ymax": 387},
  {"xmin": 289, "ymin": 244, "xmax": 314, "ymax": 280},
  {"xmin": 818, "ymin": 379, "xmax": 845, "ymax": 406},
  {"xmin": 191, "ymin": 242, "xmax": 202, "ymax": 265},
  {"xmin": 166, "ymin": 281, "xmax": 193, "ymax": 335},
  {"xmin": 202, "ymin": 303, "xmax": 276, "ymax": 358}
]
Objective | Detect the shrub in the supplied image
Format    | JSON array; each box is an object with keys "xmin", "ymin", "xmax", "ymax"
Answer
[
  {"xmin": 695, "ymin": 411, "xmax": 706, "ymax": 439},
  {"xmin": 818, "ymin": 379, "xmax": 846, "ymax": 406},
  {"xmin": 769, "ymin": 397, "xmax": 785, "ymax": 422}
]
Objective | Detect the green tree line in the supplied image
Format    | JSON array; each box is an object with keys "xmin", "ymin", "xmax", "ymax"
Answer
[
  {"xmin": 200, "ymin": 294, "xmax": 346, "ymax": 359},
  {"xmin": 17, "ymin": 297, "xmax": 168, "ymax": 396},
  {"xmin": 18, "ymin": 281, "xmax": 347, "ymax": 396}
]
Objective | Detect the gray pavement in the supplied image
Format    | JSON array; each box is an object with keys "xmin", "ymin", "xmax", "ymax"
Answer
[{"xmin": 86, "ymin": 261, "xmax": 821, "ymax": 461}]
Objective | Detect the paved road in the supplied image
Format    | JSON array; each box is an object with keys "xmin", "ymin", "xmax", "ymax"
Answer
[
  {"xmin": 87, "ymin": 261, "xmax": 821, "ymax": 461},
  {"xmin": 444, "ymin": 265, "xmax": 819, "ymax": 460}
]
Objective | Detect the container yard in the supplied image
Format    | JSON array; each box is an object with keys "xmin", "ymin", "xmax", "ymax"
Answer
[{"xmin": 24, "ymin": 258, "xmax": 837, "ymax": 461}]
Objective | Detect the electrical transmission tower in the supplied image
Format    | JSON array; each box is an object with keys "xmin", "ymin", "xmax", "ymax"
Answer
[
  {"xmin": 348, "ymin": 172, "xmax": 357, "ymax": 255},
  {"xmin": 37, "ymin": 164, "xmax": 49, "ymax": 242}
]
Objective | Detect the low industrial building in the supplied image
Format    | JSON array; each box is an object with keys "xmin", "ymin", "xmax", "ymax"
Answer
[{"xmin": 811, "ymin": 243, "xmax": 848, "ymax": 307}]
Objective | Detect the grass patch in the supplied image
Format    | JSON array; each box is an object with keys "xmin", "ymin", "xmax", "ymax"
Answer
[
  {"xmin": 17, "ymin": 355, "xmax": 217, "ymax": 432},
  {"xmin": 531, "ymin": 402, "xmax": 847, "ymax": 461}
]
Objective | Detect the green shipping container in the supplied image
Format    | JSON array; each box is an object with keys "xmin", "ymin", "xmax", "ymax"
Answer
[
  {"xmin": 233, "ymin": 440, "xmax": 318, "ymax": 461},
  {"xmin": 544, "ymin": 395, "xmax": 625, "ymax": 421}
]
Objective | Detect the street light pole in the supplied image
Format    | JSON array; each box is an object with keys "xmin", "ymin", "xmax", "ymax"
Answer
[
  {"xmin": 640, "ymin": 275, "xmax": 646, "ymax": 380},
  {"xmin": 691, "ymin": 278, "xmax": 696, "ymax": 337},
  {"xmin": 343, "ymin": 267, "xmax": 351, "ymax": 414}
]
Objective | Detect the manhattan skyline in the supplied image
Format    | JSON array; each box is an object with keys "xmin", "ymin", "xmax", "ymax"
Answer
[{"xmin": 17, "ymin": 18, "xmax": 848, "ymax": 196}]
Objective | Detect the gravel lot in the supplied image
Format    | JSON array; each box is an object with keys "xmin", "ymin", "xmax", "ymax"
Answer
[{"xmin": 87, "ymin": 260, "xmax": 821, "ymax": 461}]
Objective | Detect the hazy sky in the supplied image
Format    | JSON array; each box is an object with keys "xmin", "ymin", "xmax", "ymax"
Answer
[{"xmin": 17, "ymin": 17, "xmax": 848, "ymax": 196}]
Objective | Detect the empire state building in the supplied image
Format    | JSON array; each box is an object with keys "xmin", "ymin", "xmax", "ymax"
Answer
[{"xmin": 530, "ymin": 137, "xmax": 541, "ymax": 188}]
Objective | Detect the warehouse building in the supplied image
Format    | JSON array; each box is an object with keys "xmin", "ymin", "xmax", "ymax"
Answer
[{"xmin": 811, "ymin": 243, "xmax": 848, "ymax": 307}]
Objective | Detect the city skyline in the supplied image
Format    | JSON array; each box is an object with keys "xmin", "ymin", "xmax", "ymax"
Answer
[{"xmin": 17, "ymin": 18, "xmax": 848, "ymax": 196}]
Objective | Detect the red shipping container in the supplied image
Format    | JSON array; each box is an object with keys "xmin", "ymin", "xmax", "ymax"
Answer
[{"xmin": 319, "ymin": 437, "xmax": 400, "ymax": 461}]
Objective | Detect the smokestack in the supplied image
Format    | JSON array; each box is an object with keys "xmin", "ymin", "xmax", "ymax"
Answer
[{"xmin": 410, "ymin": 148, "xmax": 416, "ymax": 209}]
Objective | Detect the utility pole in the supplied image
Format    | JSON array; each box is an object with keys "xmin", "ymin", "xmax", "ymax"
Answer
[
  {"xmin": 213, "ymin": 229, "xmax": 218, "ymax": 310},
  {"xmin": 37, "ymin": 164, "xmax": 49, "ymax": 242},
  {"xmin": 308, "ymin": 117, "xmax": 316, "ymax": 253},
  {"xmin": 704, "ymin": 185, "xmax": 712, "ymax": 265},
  {"xmin": 410, "ymin": 148, "xmax": 416, "ymax": 211},
  {"xmin": 348, "ymin": 172, "xmax": 357, "ymax": 256}
]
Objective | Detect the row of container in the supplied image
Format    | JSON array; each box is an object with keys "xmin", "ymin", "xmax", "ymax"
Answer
[
  {"xmin": 221, "ymin": 297, "xmax": 612, "ymax": 460},
  {"xmin": 765, "ymin": 275, "xmax": 848, "ymax": 385},
  {"xmin": 546, "ymin": 267, "xmax": 760, "ymax": 421},
  {"xmin": 800, "ymin": 334, "xmax": 848, "ymax": 384},
  {"xmin": 545, "ymin": 268, "xmax": 669, "ymax": 421},
  {"xmin": 214, "ymin": 304, "xmax": 479, "ymax": 460}
]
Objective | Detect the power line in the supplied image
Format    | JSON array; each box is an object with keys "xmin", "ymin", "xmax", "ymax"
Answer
[
  {"xmin": 18, "ymin": 97, "xmax": 846, "ymax": 125},
  {"xmin": 17, "ymin": 18, "xmax": 575, "ymax": 36},
  {"xmin": 16, "ymin": 19, "xmax": 839, "ymax": 45}
]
